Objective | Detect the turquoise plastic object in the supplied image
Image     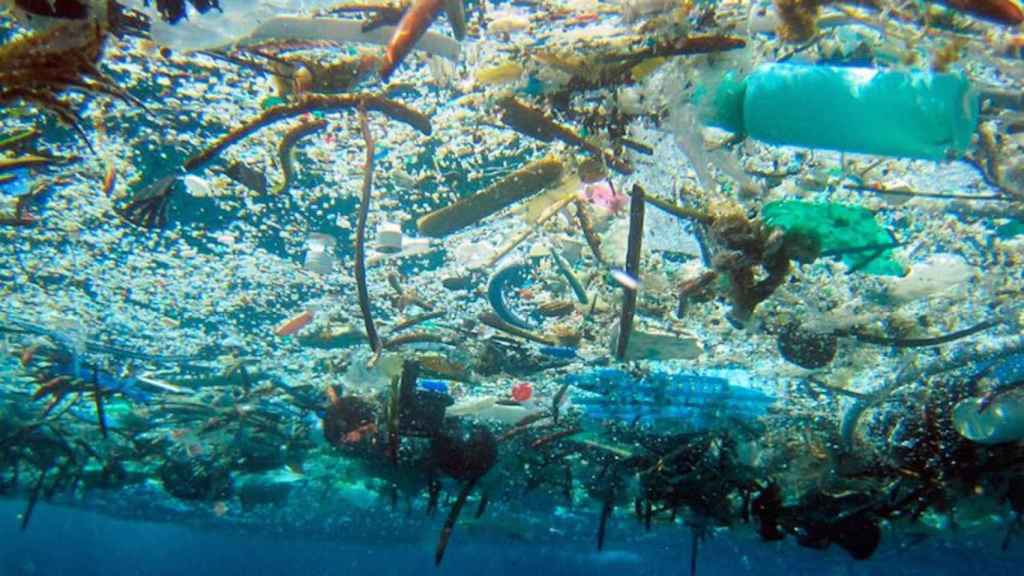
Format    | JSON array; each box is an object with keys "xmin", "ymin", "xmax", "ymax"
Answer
[{"xmin": 707, "ymin": 64, "xmax": 979, "ymax": 160}]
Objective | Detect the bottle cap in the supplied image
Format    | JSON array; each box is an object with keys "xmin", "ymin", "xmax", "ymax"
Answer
[{"xmin": 377, "ymin": 222, "xmax": 403, "ymax": 253}]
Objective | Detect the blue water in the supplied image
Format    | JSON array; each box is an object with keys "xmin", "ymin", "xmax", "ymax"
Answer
[{"xmin": 3, "ymin": 500, "xmax": 1021, "ymax": 576}]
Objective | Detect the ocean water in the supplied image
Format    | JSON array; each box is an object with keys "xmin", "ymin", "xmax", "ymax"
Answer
[{"xmin": 3, "ymin": 0, "xmax": 1024, "ymax": 575}]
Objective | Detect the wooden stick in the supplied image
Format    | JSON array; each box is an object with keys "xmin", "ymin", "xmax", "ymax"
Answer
[
  {"xmin": 615, "ymin": 184, "xmax": 645, "ymax": 361},
  {"xmin": 631, "ymin": 189, "xmax": 713, "ymax": 225},
  {"xmin": 435, "ymin": 476, "xmax": 479, "ymax": 566},
  {"xmin": 574, "ymin": 197, "xmax": 605, "ymax": 265},
  {"xmin": 388, "ymin": 310, "xmax": 445, "ymax": 334},
  {"xmin": 497, "ymin": 96, "xmax": 633, "ymax": 175},
  {"xmin": 417, "ymin": 157, "xmax": 563, "ymax": 238}
]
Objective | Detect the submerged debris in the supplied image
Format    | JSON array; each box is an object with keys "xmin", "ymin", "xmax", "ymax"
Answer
[
  {"xmin": 4, "ymin": 0, "xmax": 1024, "ymax": 572},
  {"xmin": 417, "ymin": 157, "xmax": 564, "ymax": 237},
  {"xmin": 0, "ymin": 21, "xmax": 139, "ymax": 152}
]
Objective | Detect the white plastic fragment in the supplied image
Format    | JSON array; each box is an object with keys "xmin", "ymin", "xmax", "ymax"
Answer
[
  {"xmin": 183, "ymin": 174, "xmax": 212, "ymax": 197},
  {"xmin": 245, "ymin": 17, "xmax": 461, "ymax": 62},
  {"xmin": 609, "ymin": 324, "xmax": 704, "ymax": 361},
  {"xmin": 304, "ymin": 233, "xmax": 336, "ymax": 275},
  {"xmin": 883, "ymin": 253, "xmax": 974, "ymax": 304}
]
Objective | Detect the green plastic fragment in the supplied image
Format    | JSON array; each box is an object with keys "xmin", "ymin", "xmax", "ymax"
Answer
[
  {"xmin": 261, "ymin": 96, "xmax": 286, "ymax": 110},
  {"xmin": 762, "ymin": 200, "xmax": 905, "ymax": 276}
]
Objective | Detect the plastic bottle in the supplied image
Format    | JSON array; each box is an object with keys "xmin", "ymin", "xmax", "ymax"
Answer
[{"xmin": 704, "ymin": 63, "xmax": 979, "ymax": 160}]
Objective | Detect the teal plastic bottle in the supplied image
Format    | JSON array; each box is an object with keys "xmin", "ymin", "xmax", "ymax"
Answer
[{"xmin": 706, "ymin": 63, "xmax": 979, "ymax": 160}]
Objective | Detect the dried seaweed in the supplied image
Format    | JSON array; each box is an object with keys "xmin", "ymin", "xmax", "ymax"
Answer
[
  {"xmin": 20, "ymin": 466, "xmax": 48, "ymax": 532},
  {"xmin": 0, "ymin": 155, "xmax": 54, "ymax": 173},
  {"xmin": 435, "ymin": 476, "xmax": 478, "ymax": 565},
  {"xmin": 115, "ymin": 175, "xmax": 178, "ymax": 229},
  {"xmin": 597, "ymin": 492, "xmax": 614, "ymax": 551},
  {"xmin": 92, "ymin": 380, "xmax": 108, "ymax": 439},
  {"xmin": 0, "ymin": 22, "xmax": 141, "ymax": 153},
  {"xmin": 497, "ymin": 96, "xmax": 633, "ymax": 175},
  {"xmin": 381, "ymin": 331, "xmax": 450, "ymax": 349},
  {"xmin": 847, "ymin": 319, "xmax": 1000, "ymax": 348},
  {"xmin": 389, "ymin": 310, "xmax": 445, "ymax": 334},
  {"xmin": 0, "ymin": 128, "xmax": 40, "ymax": 152},
  {"xmin": 417, "ymin": 157, "xmax": 564, "ymax": 238}
]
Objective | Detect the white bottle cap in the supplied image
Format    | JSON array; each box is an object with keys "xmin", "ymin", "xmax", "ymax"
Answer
[{"xmin": 377, "ymin": 222, "xmax": 403, "ymax": 253}]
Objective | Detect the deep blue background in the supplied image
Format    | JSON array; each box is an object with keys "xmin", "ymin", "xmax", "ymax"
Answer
[{"xmin": 2, "ymin": 499, "xmax": 1023, "ymax": 576}]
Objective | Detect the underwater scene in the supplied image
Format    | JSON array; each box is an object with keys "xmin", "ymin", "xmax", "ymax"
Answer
[{"xmin": 4, "ymin": 0, "xmax": 1024, "ymax": 574}]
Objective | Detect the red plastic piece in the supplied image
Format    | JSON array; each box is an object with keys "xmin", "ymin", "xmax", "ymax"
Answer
[{"xmin": 511, "ymin": 382, "xmax": 533, "ymax": 402}]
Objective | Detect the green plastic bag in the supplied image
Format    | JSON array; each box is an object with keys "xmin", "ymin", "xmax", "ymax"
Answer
[{"xmin": 763, "ymin": 200, "xmax": 904, "ymax": 276}]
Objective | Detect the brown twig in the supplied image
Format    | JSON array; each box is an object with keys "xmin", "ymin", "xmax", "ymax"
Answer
[
  {"xmin": 355, "ymin": 104, "xmax": 382, "ymax": 354},
  {"xmin": 381, "ymin": 331, "xmax": 450, "ymax": 349},
  {"xmin": 574, "ymin": 197, "xmax": 605, "ymax": 265},
  {"xmin": 184, "ymin": 93, "xmax": 431, "ymax": 171},
  {"xmin": 478, "ymin": 312, "xmax": 558, "ymax": 345},
  {"xmin": 496, "ymin": 96, "xmax": 633, "ymax": 175},
  {"xmin": 274, "ymin": 118, "xmax": 328, "ymax": 195},
  {"xmin": 389, "ymin": 310, "xmax": 445, "ymax": 334},
  {"xmin": 531, "ymin": 426, "xmax": 581, "ymax": 449}
]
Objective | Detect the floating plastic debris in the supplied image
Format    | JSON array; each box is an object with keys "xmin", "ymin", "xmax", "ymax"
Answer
[
  {"xmin": 953, "ymin": 393, "xmax": 1024, "ymax": 444},
  {"xmin": 4, "ymin": 1, "xmax": 1024, "ymax": 570},
  {"xmin": 762, "ymin": 200, "xmax": 904, "ymax": 276},
  {"xmin": 376, "ymin": 221, "xmax": 404, "ymax": 253},
  {"xmin": 537, "ymin": 345, "xmax": 577, "ymax": 359},
  {"xmin": 609, "ymin": 269, "xmax": 640, "ymax": 291},
  {"xmin": 565, "ymin": 368, "xmax": 776, "ymax": 428},
  {"xmin": 705, "ymin": 64, "xmax": 978, "ymax": 160},
  {"xmin": 609, "ymin": 325, "xmax": 703, "ymax": 361},
  {"xmin": 510, "ymin": 381, "xmax": 532, "ymax": 402},
  {"xmin": 304, "ymin": 233, "xmax": 336, "ymax": 275},
  {"xmin": 273, "ymin": 310, "xmax": 315, "ymax": 337},
  {"xmin": 487, "ymin": 262, "xmax": 538, "ymax": 330},
  {"xmin": 418, "ymin": 378, "xmax": 451, "ymax": 394},
  {"xmin": 182, "ymin": 174, "xmax": 212, "ymax": 197},
  {"xmin": 883, "ymin": 253, "xmax": 974, "ymax": 303}
]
